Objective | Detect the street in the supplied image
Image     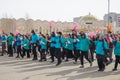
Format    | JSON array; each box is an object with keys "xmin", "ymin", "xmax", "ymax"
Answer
[{"xmin": 0, "ymin": 55, "xmax": 120, "ymax": 80}]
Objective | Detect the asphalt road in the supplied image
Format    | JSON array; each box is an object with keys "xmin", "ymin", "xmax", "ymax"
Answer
[{"xmin": 0, "ymin": 54, "xmax": 120, "ymax": 80}]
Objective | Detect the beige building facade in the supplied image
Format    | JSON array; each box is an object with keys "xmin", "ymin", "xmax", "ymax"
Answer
[{"xmin": 0, "ymin": 14, "xmax": 119, "ymax": 35}]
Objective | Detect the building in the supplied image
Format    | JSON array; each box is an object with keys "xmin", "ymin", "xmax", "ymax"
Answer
[
  {"xmin": 1, "ymin": 13, "xmax": 120, "ymax": 34},
  {"xmin": 104, "ymin": 12, "xmax": 120, "ymax": 27}
]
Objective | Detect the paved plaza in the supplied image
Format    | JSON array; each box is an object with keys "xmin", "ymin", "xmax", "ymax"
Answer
[{"xmin": 0, "ymin": 54, "xmax": 120, "ymax": 80}]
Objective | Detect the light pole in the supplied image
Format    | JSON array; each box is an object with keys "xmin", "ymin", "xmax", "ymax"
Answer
[{"xmin": 108, "ymin": 0, "xmax": 110, "ymax": 26}]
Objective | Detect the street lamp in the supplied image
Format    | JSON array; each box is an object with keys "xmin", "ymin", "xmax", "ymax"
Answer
[
  {"xmin": 107, "ymin": 0, "xmax": 112, "ymax": 33},
  {"xmin": 108, "ymin": 0, "xmax": 110, "ymax": 26}
]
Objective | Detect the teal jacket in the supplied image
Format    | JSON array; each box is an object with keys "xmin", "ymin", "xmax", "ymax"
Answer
[
  {"xmin": 7, "ymin": 36, "xmax": 14, "ymax": 45},
  {"xmin": 61, "ymin": 37, "xmax": 66, "ymax": 48},
  {"xmin": 50, "ymin": 37, "xmax": 56, "ymax": 47},
  {"xmin": 80, "ymin": 37, "xmax": 90, "ymax": 51},
  {"xmin": 95, "ymin": 40, "xmax": 108, "ymax": 55},
  {"xmin": 1, "ymin": 35, "xmax": 7, "ymax": 45},
  {"xmin": 54, "ymin": 36, "xmax": 61, "ymax": 49},
  {"xmin": 40, "ymin": 38, "xmax": 47, "ymax": 50},
  {"xmin": 74, "ymin": 37, "xmax": 81, "ymax": 50},
  {"xmin": 65, "ymin": 38, "xmax": 74, "ymax": 50},
  {"xmin": 23, "ymin": 39, "xmax": 30, "ymax": 50},
  {"xmin": 31, "ymin": 34, "xmax": 39, "ymax": 44},
  {"xmin": 112, "ymin": 41, "xmax": 120, "ymax": 56}
]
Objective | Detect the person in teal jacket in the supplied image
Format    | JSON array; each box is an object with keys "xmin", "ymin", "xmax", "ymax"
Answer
[
  {"xmin": 39, "ymin": 34, "xmax": 47, "ymax": 62},
  {"xmin": 54, "ymin": 32, "xmax": 62, "ymax": 66},
  {"xmin": 73, "ymin": 34, "xmax": 81, "ymax": 64},
  {"xmin": 95, "ymin": 34, "xmax": 108, "ymax": 71},
  {"xmin": 31, "ymin": 30, "xmax": 39, "ymax": 60},
  {"xmin": 49, "ymin": 32, "xmax": 56, "ymax": 63},
  {"xmin": 61, "ymin": 35, "xmax": 67, "ymax": 60},
  {"xmin": 79, "ymin": 33, "xmax": 92, "ymax": 68},
  {"xmin": 112, "ymin": 36, "xmax": 120, "ymax": 71},
  {"xmin": 64, "ymin": 34, "xmax": 74, "ymax": 62},
  {"xmin": 16, "ymin": 33, "xmax": 23, "ymax": 58},
  {"xmin": 22, "ymin": 35, "xmax": 30, "ymax": 58},
  {"xmin": 1, "ymin": 33, "xmax": 7, "ymax": 56},
  {"xmin": 7, "ymin": 33, "xmax": 14, "ymax": 57},
  {"xmin": 37, "ymin": 34, "xmax": 42, "ymax": 57}
]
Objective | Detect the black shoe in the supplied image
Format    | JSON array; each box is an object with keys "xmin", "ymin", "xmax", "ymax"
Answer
[
  {"xmin": 110, "ymin": 59, "xmax": 113, "ymax": 62},
  {"xmin": 118, "ymin": 60, "xmax": 120, "ymax": 64},
  {"xmin": 32, "ymin": 58, "xmax": 38, "ymax": 61},
  {"xmin": 0, "ymin": 54, "xmax": 3, "ymax": 56},
  {"xmin": 44, "ymin": 59, "xmax": 47, "ymax": 61},
  {"xmin": 65, "ymin": 59, "xmax": 69, "ymax": 62},
  {"xmin": 80, "ymin": 65, "xmax": 84, "ymax": 68},
  {"xmin": 90, "ymin": 63, "xmax": 92, "ymax": 67},
  {"xmin": 112, "ymin": 68, "xmax": 117, "ymax": 71},
  {"xmin": 27, "ymin": 57, "xmax": 30, "ymax": 58},
  {"xmin": 39, "ymin": 59, "xmax": 42, "ymax": 62},
  {"xmin": 56, "ymin": 61, "xmax": 62, "ymax": 66},
  {"xmin": 16, "ymin": 56, "xmax": 20, "ymax": 58},
  {"xmin": 98, "ymin": 69, "xmax": 104, "ymax": 72},
  {"xmin": 101, "ymin": 68, "xmax": 105, "ymax": 71},
  {"xmin": 98, "ymin": 69, "xmax": 102, "ymax": 71},
  {"xmin": 9, "ymin": 55, "xmax": 13, "ymax": 57}
]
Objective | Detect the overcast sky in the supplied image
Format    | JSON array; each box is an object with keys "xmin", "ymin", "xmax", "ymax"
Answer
[{"xmin": 0, "ymin": 0, "xmax": 119, "ymax": 22}]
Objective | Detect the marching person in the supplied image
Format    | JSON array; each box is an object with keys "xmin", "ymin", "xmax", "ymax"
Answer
[
  {"xmin": 106, "ymin": 32, "xmax": 115, "ymax": 62},
  {"xmin": 73, "ymin": 34, "xmax": 81, "ymax": 64},
  {"xmin": 31, "ymin": 30, "xmax": 39, "ymax": 60},
  {"xmin": 38, "ymin": 33, "xmax": 42, "ymax": 60},
  {"xmin": 7, "ymin": 33, "xmax": 14, "ymax": 57},
  {"xmin": 0, "ymin": 33, "xmax": 7, "ymax": 56},
  {"xmin": 46, "ymin": 34, "xmax": 50, "ymax": 55},
  {"xmin": 64, "ymin": 34, "xmax": 74, "ymax": 62},
  {"xmin": 16, "ymin": 33, "xmax": 23, "ymax": 58},
  {"xmin": 39, "ymin": 34, "xmax": 47, "ymax": 62},
  {"xmin": 22, "ymin": 35, "xmax": 30, "ymax": 58},
  {"xmin": 60, "ymin": 35, "xmax": 66, "ymax": 60},
  {"xmin": 79, "ymin": 33, "xmax": 92, "ymax": 68},
  {"xmin": 95, "ymin": 34, "xmax": 108, "ymax": 71},
  {"xmin": 49, "ymin": 32, "xmax": 56, "ymax": 63},
  {"xmin": 54, "ymin": 32, "xmax": 62, "ymax": 66},
  {"xmin": 112, "ymin": 36, "xmax": 120, "ymax": 71},
  {"xmin": 89, "ymin": 36, "xmax": 96, "ymax": 62}
]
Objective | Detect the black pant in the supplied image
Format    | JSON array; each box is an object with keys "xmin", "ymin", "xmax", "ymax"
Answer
[
  {"xmin": 96, "ymin": 54, "xmax": 105, "ymax": 70},
  {"xmin": 17, "ymin": 46, "xmax": 22, "ymax": 57},
  {"xmin": 8, "ymin": 45, "xmax": 13, "ymax": 56},
  {"xmin": 54, "ymin": 48, "xmax": 62, "ymax": 63},
  {"xmin": 114, "ymin": 55, "xmax": 120, "ymax": 69},
  {"xmin": 65, "ymin": 49, "xmax": 74, "ymax": 59},
  {"xmin": 50, "ymin": 47, "xmax": 55, "ymax": 62},
  {"xmin": 90, "ymin": 49, "xmax": 95, "ymax": 61},
  {"xmin": 32, "ymin": 43, "xmax": 37, "ymax": 59},
  {"xmin": 23, "ymin": 48, "xmax": 30, "ymax": 58},
  {"xmin": 74, "ymin": 50, "xmax": 81, "ymax": 62},
  {"xmin": 40, "ymin": 49, "xmax": 46, "ymax": 60},
  {"xmin": 61, "ymin": 48, "xmax": 66, "ymax": 59},
  {"xmin": 109, "ymin": 48, "xmax": 113, "ymax": 60},
  {"xmin": 38, "ymin": 45, "xmax": 41, "ymax": 54},
  {"xmin": 2, "ymin": 44, "xmax": 6, "ymax": 55},
  {"xmin": 80, "ymin": 51, "xmax": 91, "ymax": 66}
]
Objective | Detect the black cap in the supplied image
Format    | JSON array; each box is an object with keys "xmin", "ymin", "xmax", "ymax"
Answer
[
  {"xmin": 31, "ymin": 30, "xmax": 35, "ymax": 33},
  {"xmin": 57, "ymin": 32, "xmax": 62, "ymax": 35},
  {"xmin": 39, "ymin": 32, "xmax": 42, "ymax": 34}
]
